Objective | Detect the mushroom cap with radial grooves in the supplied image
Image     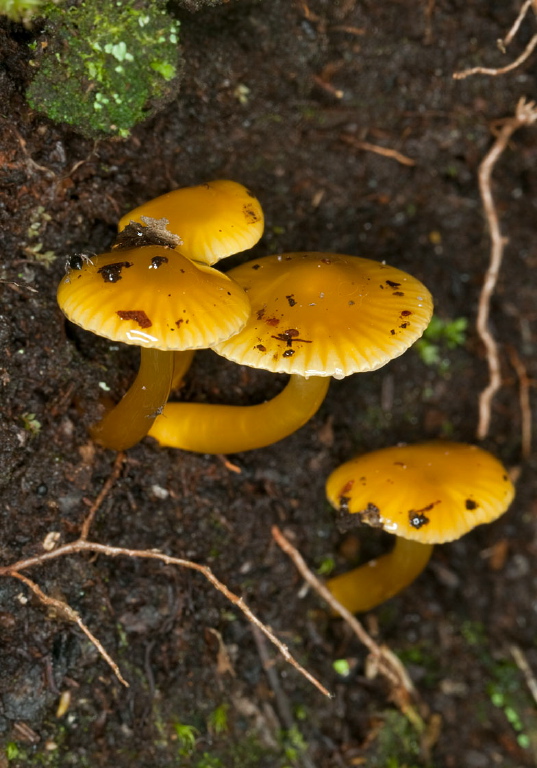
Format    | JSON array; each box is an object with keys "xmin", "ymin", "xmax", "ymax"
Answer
[
  {"xmin": 118, "ymin": 180, "xmax": 264, "ymax": 266},
  {"xmin": 212, "ymin": 252, "xmax": 433, "ymax": 378},
  {"xmin": 57, "ymin": 245, "xmax": 251, "ymax": 351},
  {"xmin": 326, "ymin": 441, "xmax": 515, "ymax": 544}
]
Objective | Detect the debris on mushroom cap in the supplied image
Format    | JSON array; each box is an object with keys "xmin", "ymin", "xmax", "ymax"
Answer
[
  {"xmin": 212, "ymin": 252, "xmax": 433, "ymax": 378},
  {"xmin": 118, "ymin": 180, "xmax": 264, "ymax": 266},
  {"xmin": 57, "ymin": 244, "xmax": 250, "ymax": 350},
  {"xmin": 326, "ymin": 441, "xmax": 515, "ymax": 545}
]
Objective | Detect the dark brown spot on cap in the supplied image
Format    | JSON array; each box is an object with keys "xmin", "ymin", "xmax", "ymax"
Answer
[
  {"xmin": 243, "ymin": 204, "xmax": 260, "ymax": 224},
  {"xmin": 272, "ymin": 329, "xmax": 312, "ymax": 347},
  {"xmin": 409, "ymin": 511, "xmax": 430, "ymax": 529},
  {"xmin": 286, "ymin": 294, "xmax": 297, "ymax": 307},
  {"xmin": 400, "ymin": 322, "xmax": 409, "ymax": 329},
  {"xmin": 266, "ymin": 317, "xmax": 280, "ymax": 327},
  {"xmin": 386, "ymin": 280, "xmax": 401, "ymax": 288},
  {"xmin": 116, "ymin": 310, "xmax": 152, "ymax": 328},
  {"xmin": 98, "ymin": 261, "xmax": 133, "ymax": 283},
  {"xmin": 252, "ymin": 263, "xmax": 261, "ymax": 270},
  {"xmin": 393, "ymin": 291, "xmax": 404, "ymax": 296},
  {"xmin": 150, "ymin": 255, "xmax": 169, "ymax": 269},
  {"xmin": 465, "ymin": 499, "xmax": 478, "ymax": 510},
  {"xmin": 340, "ymin": 480, "xmax": 355, "ymax": 496},
  {"xmin": 401, "ymin": 310, "xmax": 412, "ymax": 317},
  {"xmin": 283, "ymin": 349, "xmax": 295, "ymax": 357},
  {"xmin": 255, "ymin": 344, "xmax": 266, "ymax": 352}
]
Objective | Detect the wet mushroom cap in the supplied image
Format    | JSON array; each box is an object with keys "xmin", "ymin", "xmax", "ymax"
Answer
[
  {"xmin": 57, "ymin": 245, "xmax": 250, "ymax": 350},
  {"xmin": 118, "ymin": 180, "xmax": 264, "ymax": 266},
  {"xmin": 212, "ymin": 252, "xmax": 433, "ymax": 378},
  {"xmin": 326, "ymin": 441, "xmax": 515, "ymax": 544}
]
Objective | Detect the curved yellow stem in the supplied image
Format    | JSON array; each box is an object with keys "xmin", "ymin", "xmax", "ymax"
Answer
[
  {"xmin": 326, "ymin": 538, "xmax": 434, "ymax": 614},
  {"xmin": 171, "ymin": 350, "xmax": 195, "ymax": 390},
  {"xmin": 148, "ymin": 374, "xmax": 330, "ymax": 454},
  {"xmin": 91, "ymin": 348, "xmax": 174, "ymax": 451}
]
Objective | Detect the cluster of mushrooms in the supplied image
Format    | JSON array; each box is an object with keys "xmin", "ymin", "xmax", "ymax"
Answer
[{"xmin": 57, "ymin": 180, "xmax": 515, "ymax": 614}]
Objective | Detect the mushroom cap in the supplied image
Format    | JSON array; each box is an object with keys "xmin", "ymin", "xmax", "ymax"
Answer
[
  {"xmin": 118, "ymin": 180, "xmax": 264, "ymax": 266},
  {"xmin": 212, "ymin": 252, "xmax": 433, "ymax": 378},
  {"xmin": 57, "ymin": 245, "xmax": 250, "ymax": 350},
  {"xmin": 326, "ymin": 441, "xmax": 515, "ymax": 544}
]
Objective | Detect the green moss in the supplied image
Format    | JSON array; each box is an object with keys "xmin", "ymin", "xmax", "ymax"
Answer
[
  {"xmin": 0, "ymin": 0, "xmax": 44, "ymax": 23},
  {"xmin": 26, "ymin": 0, "xmax": 182, "ymax": 138},
  {"xmin": 369, "ymin": 710, "xmax": 423, "ymax": 768},
  {"xmin": 414, "ymin": 315, "xmax": 468, "ymax": 371}
]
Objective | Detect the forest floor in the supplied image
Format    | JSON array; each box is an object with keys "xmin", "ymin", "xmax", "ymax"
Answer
[{"xmin": 1, "ymin": 1, "xmax": 537, "ymax": 766}]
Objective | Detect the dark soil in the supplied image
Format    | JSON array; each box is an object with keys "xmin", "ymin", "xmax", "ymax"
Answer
[{"xmin": 1, "ymin": 1, "xmax": 537, "ymax": 766}]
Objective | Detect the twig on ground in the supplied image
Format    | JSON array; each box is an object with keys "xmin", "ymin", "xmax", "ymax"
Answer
[
  {"xmin": 312, "ymin": 75, "xmax": 344, "ymax": 99},
  {"xmin": 0, "ymin": 452, "xmax": 331, "ymax": 699},
  {"xmin": 216, "ymin": 454, "xmax": 242, "ymax": 474},
  {"xmin": 0, "ymin": 540, "xmax": 332, "ymax": 698},
  {"xmin": 251, "ymin": 625, "xmax": 295, "ymax": 729},
  {"xmin": 0, "ymin": 279, "xmax": 38, "ymax": 294},
  {"xmin": 502, "ymin": 0, "xmax": 533, "ymax": 49},
  {"xmin": 506, "ymin": 346, "xmax": 533, "ymax": 460},
  {"xmin": 0, "ymin": 119, "xmax": 56, "ymax": 177},
  {"xmin": 510, "ymin": 644, "xmax": 537, "ymax": 706},
  {"xmin": 80, "ymin": 451, "xmax": 126, "ymax": 540},
  {"xmin": 454, "ymin": 1, "xmax": 537, "ymax": 79},
  {"xmin": 12, "ymin": 571, "xmax": 129, "ymax": 687},
  {"xmin": 340, "ymin": 134, "xmax": 416, "ymax": 166},
  {"xmin": 476, "ymin": 97, "xmax": 537, "ymax": 440},
  {"xmin": 453, "ymin": 35, "xmax": 537, "ymax": 79},
  {"xmin": 271, "ymin": 525, "xmax": 427, "ymax": 728},
  {"xmin": 251, "ymin": 626, "xmax": 318, "ymax": 768}
]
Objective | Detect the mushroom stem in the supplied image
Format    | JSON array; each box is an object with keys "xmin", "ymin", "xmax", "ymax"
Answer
[
  {"xmin": 171, "ymin": 350, "xmax": 195, "ymax": 390},
  {"xmin": 91, "ymin": 348, "xmax": 175, "ymax": 451},
  {"xmin": 326, "ymin": 538, "xmax": 434, "ymax": 614},
  {"xmin": 148, "ymin": 374, "xmax": 330, "ymax": 454}
]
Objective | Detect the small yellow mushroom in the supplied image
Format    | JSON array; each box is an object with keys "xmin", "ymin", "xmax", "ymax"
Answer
[
  {"xmin": 57, "ymin": 245, "xmax": 250, "ymax": 450},
  {"xmin": 325, "ymin": 441, "xmax": 515, "ymax": 613},
  {"xmin": 118, "ymin": 179, "xmax": 264, "ymax": 266}
]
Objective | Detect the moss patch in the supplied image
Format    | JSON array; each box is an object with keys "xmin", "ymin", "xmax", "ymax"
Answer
[{"xmin": 26, "ymin": 0, "xmax": 182, "ymax": 138}]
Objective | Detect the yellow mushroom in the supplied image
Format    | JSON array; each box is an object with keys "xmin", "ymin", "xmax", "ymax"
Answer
[
  {"xmin": 57, "ymin": 245, "xmax": 250, "ymax": 450},
  {"xmin": 148, "ymin": 252, "xmax": 433, "ymax": 454},
  {"xmin": 325, "ymin": 441, "xmax": 515, "ymax": 613},
  {"xmin": 118, "ymin": 179, "xmax": 264, "ymax": 266}
]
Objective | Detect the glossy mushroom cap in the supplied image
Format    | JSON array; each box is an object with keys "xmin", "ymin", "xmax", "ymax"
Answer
[
  {"xmin": 57, "ymin": 244, "xmax": 250, "ymax": 350},
  {"xmin": 213, "ymin": 252, "xmax": 433, "ymax": 378},
  {"xmin": 118, "ymin": 180, "xmax": 264, "ymax": 266},
  {"xmin": 326, "ymin": 441, "xmax": 515, "ymax": 545}
]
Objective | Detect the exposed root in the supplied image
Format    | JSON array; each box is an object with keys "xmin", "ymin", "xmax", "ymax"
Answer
[
  {"xmin": 12, "ymin": 571, "xmax": 129, "ymax": 688},
  {"xmin": 454, "ymin": 1, "xmax": 537, "ymax": 79},
  {"xmin": 476, "ymin": 97, "xmax": 537, "ymax": 440},
  {"xmin": 0, "ymin": 456, "xmax": 331, "ymax": 698},
  {"xmin": 271, "ymin": 525, "xmax": 428, "ymax": 729},
  {"xmin": 340, "ymin": 134, "xmax": 416, "ymax": 166}
]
